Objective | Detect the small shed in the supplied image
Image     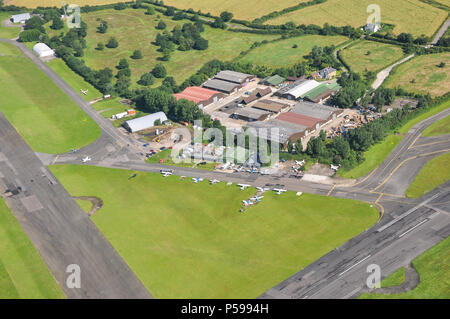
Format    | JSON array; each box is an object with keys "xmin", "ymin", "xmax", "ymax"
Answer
[{"xmin": 11, "ymin": 13, "xmax": 30, "ymax": 24}]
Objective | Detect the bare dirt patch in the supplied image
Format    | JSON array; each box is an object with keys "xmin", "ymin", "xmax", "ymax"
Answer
[{"xmin": 73, "ymin": 196, "xmax": 103, "ymax": 216}]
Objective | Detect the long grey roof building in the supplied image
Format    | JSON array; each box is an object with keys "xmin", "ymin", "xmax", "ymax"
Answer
[
  {"xmin": 214, "ymin": 70, "xmax": 255, "ymax": 84},
  {"xmin": 290, "ymin": 101, "xmax": 343, "ymax": 121},
  {"xmin": 123, "ymin": 112, "xmax": 168, "ymax": 133},
  {"xmin": 203, "ymin": 79, "xmax": 241, "ymax": 94}
]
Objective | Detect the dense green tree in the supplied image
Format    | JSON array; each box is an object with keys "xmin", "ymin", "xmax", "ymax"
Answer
[
  {"xmin": 152, "ymin": 63, "xmax": 167, "ymax": 78},
  {"xmin": 131, "ymin": 50, "xmax": 143, "ymax": 59},
  {"xmin": 117, "ymin": 58, "xmax": 129, "ymax": 70},
  {"xmin": 220, "ymin": 11, "xmax": 233, "ymax": 22},
  {"xmin": 156, "ymin": 20, "xmax": 166, "ymax": 30},
  {"xmin": 50, "ymin": 18, "xmax": 64, "ymax": 30},
  {"xmin": 97, "ymin": 20, "xmax": 108, "ymax": 33},
  {"xmin": 106, "ymin": 37, "xmax": 119, "ymax": 48},
  {"xmin": 138, "ymin": 72, "xmax": 155, "ymax": 86},
  {"xmin": 95, "ymin": 42, "xmax": 105, "ymax": 50}
]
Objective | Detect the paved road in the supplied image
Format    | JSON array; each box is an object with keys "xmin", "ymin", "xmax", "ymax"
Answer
[
  {"xmin": 431, "ymin": 19, "xmax": 450, "ymax": 45},
  {"xmin": 0, "ymin": 113, "xmax": 152, "ymax": 298},
  {"xmin": 372, "ymin": 54, "xmax": 415, "ymax": 90}
]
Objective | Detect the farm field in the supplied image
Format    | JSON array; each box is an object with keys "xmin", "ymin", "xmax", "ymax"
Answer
[
  {"xmin": 0, "ymin": 42, "xmax": 100, "ymax": 154},
  {"xmin": 0, "ymin": 199, "xmax": 65, "ymax": 299},
  {"xmin": 340, "ymin": 40, "xmax": 406, "ymax": 74},
  {"xmin": 384, "ymin": 53, "xmax": 450, "ymax": 97},
  {"xmin": 81, "ymin": 8, "xmax": 278, "ymax": 86},
  {"xmin": 0, "ymin": 12, "xmax": 22, "ymax": 39},
  {"xmin": 406, "ymin": 152, "xmax": 450, "ymax": 198},
  {"xmin": 5, "ymin": 0, "xmax": 129, "ymax": 7},
  {"xmin": 50, "ymin": 164, "xmax": 379, "ymax": 299},
  {"xmin": 359, "ymin": 237, "xmax": 450, "ymax": 299},
  {"xmin": 422, "ymin": 115, "xmax": 450, "ymax": 136},
  {"xmin": 239, "ymin": 35, "xmax": 349, "ymax": 68},
  {"xmin": 266, "ymin": 0, "xmax": 448, "ymax": 37},
  {"xmin": 47, "ymin": 59, "xmax": 102, "ymax": 101}
]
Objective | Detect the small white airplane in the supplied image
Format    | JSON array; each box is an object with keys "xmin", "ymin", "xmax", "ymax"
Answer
[
  {"xmin": 192, "ymin": 177, "xmax": 203, "ymax": 183},
  {"xmin": 238, "ymin": 184, "xmax": 251, "ymax": 190},
  {"xmin": 256, "ymin": 186, "xmax": 269, "ymax": 192},
  {"xmin": 70, "ymin": 149, "xmax": 78, "ymax": 153},
  {"xmin": 273, "ymin": 188, "xmax": 287, "ymax": 195},
  {"xmin": 82, "ymin": 156, "xmax": 91, "ymax": 163},
  {"xmin": 210, "ymin": 179, "xmax": 220, "ymax": 184},
  {"xmin": 251, "ymin": 195, "xmax": 264, "ymax": 202},
  {"xmin": 80, "ymin": 89, "xmax": 89, "ymax": 95},
  {"xmin": 330, "ymin": 164, "xmax": 341, "ymax": 171},
  {"xmin": 295, "ymin": 160, "xmax": 305, "ymax": 166},
  {"xmin": 242, "ymin": 200, "xmax": 253, "ymax": 206},
  {"xmin": 162, "ymin": 172, "xmax": 173, "ymax": 177}
]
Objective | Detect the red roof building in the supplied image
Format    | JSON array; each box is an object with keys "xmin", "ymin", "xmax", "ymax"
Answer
[
  {"xmin": 277, "ymin": 112, "xmax": 325, "ymax": 131},
  {"xmin": 174, "ymin": 86, "xmax": 225, "ymax": 109}
]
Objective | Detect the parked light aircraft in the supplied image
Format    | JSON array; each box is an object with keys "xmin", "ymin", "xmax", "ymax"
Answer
[
  {"xmin": 82, "ymin": 156, "xmax": 91, "ymax": 163},
  {"xmin": 238, "ymin": 184, "xmax": 251, "ymax": 190},
  {"xmin": 273, "ymin": 188, "xmax": 287, "ymax": 195},
  {"xmin": 210, "ymin": 179, "xmax": 220, "ymax": 184},
  {"xmin": 192, "ymin": 177, "xmax": 203, "ymax": 183},
  {"xmin": 330, "ymin": 164, "xmax": 341, "ymax": 171}
]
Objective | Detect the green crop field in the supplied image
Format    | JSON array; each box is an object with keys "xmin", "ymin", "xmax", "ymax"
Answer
[
  {"xmin": 239, "ymin": 35, "xmax": 349, "ymax": 68},
  {"xmin": 340, "ymin": 40, "xmax": 405, "ymax": 74},
  {"xmin": 0, "ymin": 12, "xmax": 22, "ymax": 39},
  {"xmin": 266, "ymin": 0, "xmax": 448, "ymax": 37},
  {"xmin": 50, "ymin": 164, "xmax": 379, "ymax": 299},
  {"xmin": 81, "ymin": 8, "xmax": 277, "ymax": 85},
  {"xmin": 406, "ymin": 152, "xmax": 450, "ymax": 198},
  {"xmin": 0, "ymin": 42, "xmax": 100, "ymax": 154},
  {"xmin": 384, "ymin": 53, "xmax": 450, "ymax": 97},
  {"xmin": 359, "ymin": 237, "xmax": 450, "ymax": 299},
  {"xmin": 47, "ymin": 59, "xmax": 103, "ymax": 101},
  {"xmin": 0, "ymin": 199, "xmax": 65, "ymax": 299},
  {"xmin": 422, "ymin": 115, "xmax": 450, "ymax": 137}
]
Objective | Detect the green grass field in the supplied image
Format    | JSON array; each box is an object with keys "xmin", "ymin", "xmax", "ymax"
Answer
[
  {"xmin": 47, "ymin": 59, "xmax": 102, "ymax": 101},
  {"xmin": 267, "ymin": 0, "xmax": 448, "ymax": 37},
  {"xmin": 0, "ymin": 12, "xmax": 22, "ymax": 39},
  {"xmin": 7, "ymin": 0, "xmax": 129, "ymax": 7},
  {"xmin": 81, "ymin": 8, "xmax": 277, "ymax": 85},
  {"xmin": 406, "ymin": 152, "xmax": 450, "ymax": 198},
  {"xmin": 239, "ymin": 35, "xmax": 349, "ymax": 68},
  {"xmin": 0, "ymin": 42, "xmax": 100, "ymax": 154},
  {"xmin": 340, "ymin": 40, "xmax": 405, "ymax": 74},
  {"xmin": 339, "ymin": 100, "xmax": 450, "ymax": 179},
  {"xmin": 50, "ymin": 164, "xmax": 379, "ymax": 299},
  {"xmin": 0, "ymin": 199, "xmax": 65, "ymax": 299},
  {"xmin": 422, "ymin": 115, "xmax": 450, "ymax": 136},
  {"xmin": 339, "ymin": 134, "xmax": 403, "ymax": 179},
  {"xmin": 359, "ymin": 237, "xmax": 450, "ymax": 299},
  {"xmin": 384, "ymin": 52, "xmax": 450, "ymax": 97}
]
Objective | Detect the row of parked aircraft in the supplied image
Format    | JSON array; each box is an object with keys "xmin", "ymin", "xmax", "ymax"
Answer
[{"xmin": 238, "ymin": 184, "xmax": 286, "ymax": 195}]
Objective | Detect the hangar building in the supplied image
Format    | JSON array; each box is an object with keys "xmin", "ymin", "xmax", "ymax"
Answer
[{"xmin": 123, "ymin": 112, "xmax": 168, "ymax": 133}]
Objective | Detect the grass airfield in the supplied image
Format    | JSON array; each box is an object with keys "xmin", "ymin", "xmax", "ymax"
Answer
[{"xmin": 50, "ymin": 164, "xmax": 378, "ymax": 298}]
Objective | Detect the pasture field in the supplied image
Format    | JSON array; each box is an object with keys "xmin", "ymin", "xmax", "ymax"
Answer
[
  {"xmin": 0, "ymin": 199, "xmax": 65, "ymax": 299},
  {"xmin": 340, "ymin": 40, "xmax": 406, "ymax": 74},
  {"xmin": 384, "ymin": 53, "xmax": 450, "ymax": 97},
  {"xmin": 422, "ymin": 115, "xmax": 450, "ymax": 136},
  {"xmin": 406, "ymin": 152, "xmax": 450, "ymax": 198},
  {"xmin": 359, "ymin": 237, "xmax": 450, "ymax": 299},
  {"xmin": 47, "ymin": 59, "xmax": 103, "ymax": 101},
  {"xmin": 50, "ymin": 164, "xmax": 379, "ymax": 299},
  {"xmin": 266, "ymin": 0, "xmax": 448, "ymax": 37},
  {"xmin": 0, "ymin": 12, "xmax": 22, "ymax": 39},
  {"xmin": 0, "ymin": 42, "xmax": 100, "ymax": 154},
  {"xmin": 80, "ymin": 9, "xmax": 278, "ymax": 85},
  {"xmin": 239, "ymin": 35, "xmax": 349, "ymax": 68},
  {"xmin": 5, "ymin": 0, "xmax": 129, "ymax": 7}
]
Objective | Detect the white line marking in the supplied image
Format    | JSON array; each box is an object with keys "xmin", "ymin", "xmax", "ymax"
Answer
[
  {"xmin": 377, "ymin": 193, "xmax": 440, "ymax": 232},
  {"xmin": 398, "ymin": 219, "xmax": 428, "ymax": 238},
  {"xmin": 339, "ymin": 255, "xmax": 371, "ymax": 277}
]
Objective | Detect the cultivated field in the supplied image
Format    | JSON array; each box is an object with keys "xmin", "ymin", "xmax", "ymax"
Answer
[
  {"xmin": 51, "ymin": 165, "xmax": 378, "ymax": 299},
  {"xmin": 5, "ymin": 0, "xmax": 129, "ymax": 7},
  {"xmin": 406, "ymin": 152, "xmax": 450, "ymax": 198},
  {"xmin": 384, "ymin": 52, "xmax": 450, "ymax": 97},
  {"xmin": 0, "ymin": 42, "xmax": 101, "ymax": 154},
  {"xmin": 0, "ymin": 199, "xmax": 65, "ymax": 299},
  {"xmin": 81, "ymin": 8, "xmax": 277, "ymax": 85},
  {"xmin": 359, "ymin": 237, "xmax": 450, "ymax": 299},
  {"xmin": 266, "ymin": 0, "xmax": 448, "ymax": 37},
  {"xmin": 422, "ymin": 115, "xmax": 450, "ymax": 137},
  {"xmin": 239, "ymin": 35, "xmax": 349, "ymax": 68},
  {"xmin": 340, "ymin": 40, "xmax": 406, "ymax": 74}
]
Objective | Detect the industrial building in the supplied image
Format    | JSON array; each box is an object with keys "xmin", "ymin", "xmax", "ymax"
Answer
[
  {"xmin": 302, "ymin": 81, "xmax": 341, "ymax": 104},
  {"xmin": 123, "ymin": 112, "xmax": 168, "ymax": 133},
  {"xmin": 281, "ymin": 80, "xmax": 322, "ymax": 100},
  {"xmin": 260, "ymin": 74, "xmax": 285, "ymax": 87},
  {"xmin": 251, "ymin": 100, "xmax": 290, "ymax": 114},
  {"xmin": 232, "ymin": 107, "xmax": 271, "ymax": 122},
  {"xmin": 174, "ymin": 86, "xmax": 224, "ymax": 109},
  {"xmin": 240, "ymin": 87, "xmax": 272, "ymax": 105},
  {"xmin": 289, "ymin": 101, "xmax": 343, "ymax": 122},
  {"xmin": 202, "ymin": 79, "xmax": 241, "ymax": 94},
  {"xmin": 11, "ymin": 13, "xmax": 30, "ymax": 23},
  {"xmin": 246, "ymin": 120, "xmax": 310, "ymax": 145},
  {"xmin": 213, "ymin": 70, "xmax": 255, "ymax": 84},
  {"xmin": 32, "ymin": 43, "xmax": 55, "ymax": 58}
]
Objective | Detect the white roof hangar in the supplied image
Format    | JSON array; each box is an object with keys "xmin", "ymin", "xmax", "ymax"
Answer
[
  {"xmin": 33, "ymin": 43, "xmax": 55, "ymax": 58},
  {"xmin": 283, "ymin": 80, "xmax": 321, "ymax": 100},
  {"xmin": 123, "ymin": 112, "xmax": 168, "ymax": 133},
  {"xmin": 11, "ymin": 13, "xmax": 30, "ymax": 23}
]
